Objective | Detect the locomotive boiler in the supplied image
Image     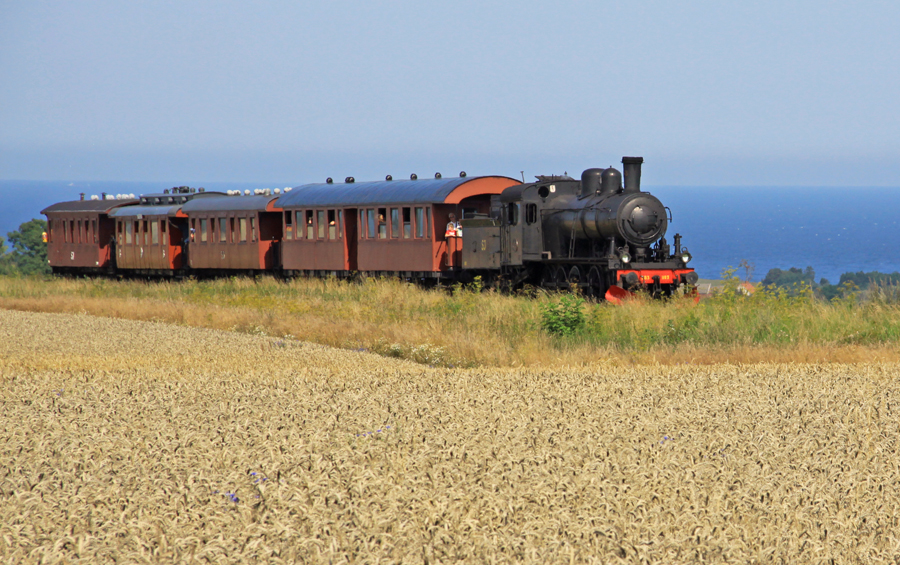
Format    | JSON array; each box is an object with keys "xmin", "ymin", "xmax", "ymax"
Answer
[{"xmin": 461, "ymin": 157, "xmax": 698, "ymax": 300}]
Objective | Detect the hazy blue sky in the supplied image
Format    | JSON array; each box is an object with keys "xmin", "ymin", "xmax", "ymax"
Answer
[{"xmin": 2, "ymin": 0, "xmax": 898, "ymax": 185}]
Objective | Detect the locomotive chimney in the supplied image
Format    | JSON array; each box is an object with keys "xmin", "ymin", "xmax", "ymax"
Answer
[
  {"xmin": 580, "ymin": 168, "xmax": 604, "ymax": 197},
  {"xmin": 622, "ymin": 156, "xmax": 643, "ymax": 193}
]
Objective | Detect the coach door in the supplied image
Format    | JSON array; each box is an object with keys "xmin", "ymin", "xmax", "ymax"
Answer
[{"xmin": 344, "ymin": 208, "xmax": 358, "ymax": 271}]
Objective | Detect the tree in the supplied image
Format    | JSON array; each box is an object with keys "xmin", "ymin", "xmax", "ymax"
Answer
[
  {"xmin": 7, "ymin": 219, "xmax": 50, "ymax": 275},
  {"xmin": 0, "ymin": 235, "xmax": 12, "ymax": 275},
  {"xmin": 761, "ymin": 267, "xmax": 816, "ymax": 288}
]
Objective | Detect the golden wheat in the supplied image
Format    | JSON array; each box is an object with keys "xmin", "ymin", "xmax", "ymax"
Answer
[{"xmin": 1, "ymin": 309, "xmax": 898, "ymax": 563}]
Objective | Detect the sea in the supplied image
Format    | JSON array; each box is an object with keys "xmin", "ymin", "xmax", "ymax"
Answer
[{"xmin": 2, "ymin": 180, "xmax": 898, "ymax": 284}]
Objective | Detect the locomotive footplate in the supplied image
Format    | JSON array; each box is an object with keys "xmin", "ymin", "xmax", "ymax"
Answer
[{"xmin": 617, "ymin": 267, "xmax": 697, "ymax": 286}]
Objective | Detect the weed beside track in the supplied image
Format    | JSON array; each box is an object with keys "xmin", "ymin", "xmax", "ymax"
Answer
[{"xmin": 1, "ymin": 275, "xmax": 900, "ymax": 366}]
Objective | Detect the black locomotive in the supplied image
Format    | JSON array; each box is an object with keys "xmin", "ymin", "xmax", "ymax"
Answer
[{"xmin": 461, "ymin": 157, "xmax": 698, "ymax": 300}]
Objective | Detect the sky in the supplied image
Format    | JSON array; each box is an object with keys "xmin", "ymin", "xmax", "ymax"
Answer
[{"xmin": 1, "ymin": 0, "xmax": 899, "ymax": 186}]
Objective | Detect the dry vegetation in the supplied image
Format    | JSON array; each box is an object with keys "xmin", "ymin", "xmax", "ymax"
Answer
[
  {"xmin": 2, "ymin": 308, "xmax": 899, "ymax": 563},
  {"xmin": 2, "ymin": 275, "xmax": 900, "ymax": 367}
]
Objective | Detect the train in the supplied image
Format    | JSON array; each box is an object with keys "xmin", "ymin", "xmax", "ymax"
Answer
[{"xmin": 41, "ymin": 156, "xmax": 698, "ymax": 301}]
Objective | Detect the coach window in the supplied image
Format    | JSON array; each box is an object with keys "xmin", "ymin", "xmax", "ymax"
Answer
[
  {"xmin": 116, "ymin": 222, "xmax": 122, "ymax": 245},
  {"xmin": 295, "ymin": 211, "xmax": 303, "ymax": 239},
  {"xmin": 230, "ymin": 218, "xmax": 236, "ymax": 243},
  {"xmin": 284, "ymin": 211, "xmax": 293, "ymax": 240},
  {"xmin": 525, "ymin": 203, "xmax": 537, "ymax": 225},
  {"xmin": 200, "ymin": 219, "xmax": 208, "ymax": 243},
  {"xmin": 365, "ymin": 209, "xmax": 374, "ymax": 239},
  {"xmin": 415, "ymin": 208, "xmax": 424, "ymax": 238},
  {"xmin": 359, "ymin": 210, "xmax": 366, "ymax": 239},
  {"xmin": 161, "ymin": 221, "xmax": 167, "ymax": 243},
  {"xmin": 77, "ymin": 220, "xmax": 82, "ymax": 243},
  {"xmin": 250, "ymin": 217, "xmax": 257, "ymax": 242},
  {"xmin": 373, "ymin": 208, "xmax": 384, "ymax": 239},
  {"xmin": 390, "ymin": 208, "xmax": 400, "ymax": 239},
  {"xmin": 508, "ymin": 203, "xmax": 519, "ymax": 226},
  {"xmin": 337, "ymin": 210, "xmax": 343, "ymax": 238},
  {"xmin": 305, "ymin": 211, "xmax": 314, "ymax": 239},
  {"xmin": 151, "ymin": 221, "xmax": 159, "ymax": 245},
  {"xmin": 239, "ymin": 218, "xmax": 247, "ymax": 242},
  {"xmin": 125, "ymin": 221, "xmax": 133, "ymax": 244},
  {"xmin": 402, "ymin": 208, "xmax": 412, "ymax": 238},
  {"xmin": 327, "ymin": 210, "xmax": 336, "ymax": 240},
  {"xmin": 92, "ymin": 219, "xmax": 97, "ymax": 243},
  {"xmin": 142, "ymin": 221, "xmax": 148, "ymax": 245},
  {"xmin": 219, "ymin": 218, "xmax": 227, "ymax": 243},
  {"xmin": 426, "ymin": 208, "xmax": 432, "ymax": 239},
  {"xmin": 317, "ymin": 210, "xmax": 326, "ymax": 239}
]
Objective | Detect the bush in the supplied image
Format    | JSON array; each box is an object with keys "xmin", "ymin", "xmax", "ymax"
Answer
[{"xmin": 541, "ymin": 293, "xmax": 585, "ymax": 337}]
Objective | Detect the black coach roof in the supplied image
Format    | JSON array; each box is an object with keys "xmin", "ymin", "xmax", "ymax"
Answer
[
  {"xmin": 41, "ymin": 198, "xmax": 138, "ymax": 214},
  {"xmin": 276, "ymin": 175, "xmax": 519, "ymax": 208}
]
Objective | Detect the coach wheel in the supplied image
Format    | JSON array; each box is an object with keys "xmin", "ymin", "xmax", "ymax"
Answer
[
  {"xmin": 555, "ymin": 266, "xmax": 569, "ymax": 291},
  {"xmin": 587, "ymin": 267, "xmax": 604, "ymax": 299}
]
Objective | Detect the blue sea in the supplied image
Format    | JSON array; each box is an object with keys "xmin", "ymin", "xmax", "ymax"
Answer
[{"xmin": 3, "ymin": 180, "xmax": 899, "ymax": 284}]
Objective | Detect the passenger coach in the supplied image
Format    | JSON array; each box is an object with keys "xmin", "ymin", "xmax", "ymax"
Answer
[
  {"xmin": 276, "ymin": 174, "xmax": 520, "ymax": 278},
  {"xmin": 183, "ymin": 193, "xmax": 283, "ymax": 273},
  {"xmin": 42, "ymin": 195, "xmax": 138, "ymax": 274}
]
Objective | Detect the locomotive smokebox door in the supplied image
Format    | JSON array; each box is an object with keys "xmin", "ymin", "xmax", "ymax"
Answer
[{"xmin": 461, "ymin": 217, "xmax": 501, "ymax": 269}]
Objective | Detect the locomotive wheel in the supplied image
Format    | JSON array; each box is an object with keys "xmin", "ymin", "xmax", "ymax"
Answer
[
  {"xmin": 540, "ymin": 266, "xmax": 556, "ymax": 290},
  {"xmin": 587, "ymin": 267, "xmax": 604, "ymax": 299},
  {"xmin": 568, "ymin": 266, "xmax": 582, "ymax": 287},
  {"xmin": 555, "ymin": 266, "xmax": 569, "ymax": 291}
]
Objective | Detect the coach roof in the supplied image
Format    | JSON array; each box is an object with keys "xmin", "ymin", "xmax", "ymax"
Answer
[
  {"xmin": 276, "ymin": 175, "xmax": 520, "ymax": 208},
  {"xmin": 108, "ymin": 204, "xmax": 184, "ymax": 218},
  {"xmin": 181, "ymin": 194, "xmax": 281, "ymax": 213},
  {"xmin": 41, "ymin": 199, "xmax": 139, "ymax": 215}
]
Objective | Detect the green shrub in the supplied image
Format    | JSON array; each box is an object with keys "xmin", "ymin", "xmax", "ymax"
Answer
[{"xmin": 541, "ymin": 293, "xmax": 585, "ymax": 337}]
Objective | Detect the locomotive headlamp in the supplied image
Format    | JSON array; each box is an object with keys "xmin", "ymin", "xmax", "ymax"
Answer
[
  {"xmin": 620, "ymin": 251, "xmax": 631, "ymax": 264},
  {"xmin": 680, "ymin": 250, "xmax": 692, "ymax": 264}
]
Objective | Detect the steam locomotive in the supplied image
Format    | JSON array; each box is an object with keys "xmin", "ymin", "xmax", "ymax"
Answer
[
  {"xmin": 461, "ymin": 157, "xmax": 697, "ymax": 300},
  {"xmin": 42, "ymin": 156, "xmax": 696, "ymax": 301}
]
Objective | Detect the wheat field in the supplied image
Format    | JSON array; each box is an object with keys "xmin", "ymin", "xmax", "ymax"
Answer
[{"xmin": 1, "ymin": 309, "xmax": 899, "ymax": 563}]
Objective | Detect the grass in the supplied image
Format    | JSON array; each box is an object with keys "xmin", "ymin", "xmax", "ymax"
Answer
[
  {"xmin": 2, "ymin": 309, "xmax": 899, "ymax": 563},
  {"xmin": 1, "ymin": 274, "xmax": 900, "ymax": 367}
]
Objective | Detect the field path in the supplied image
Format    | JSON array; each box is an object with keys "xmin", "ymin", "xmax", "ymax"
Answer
[{"xmin": 2, "ymin": 309, "xmax": 899, "ymax": 563}]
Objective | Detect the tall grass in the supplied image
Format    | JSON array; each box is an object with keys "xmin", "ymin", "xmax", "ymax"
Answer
[{"xmin": 2, "ymin": 274, "xmax": 900, "ymax": 366}]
